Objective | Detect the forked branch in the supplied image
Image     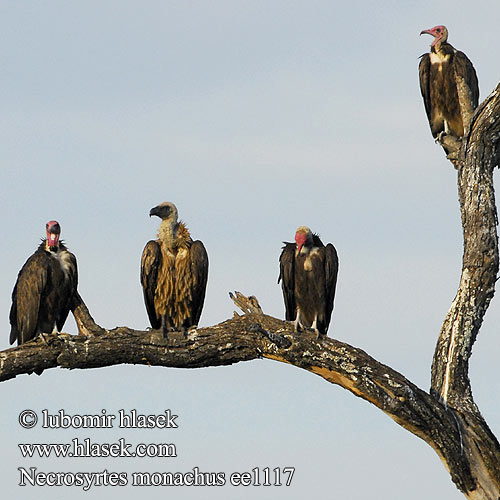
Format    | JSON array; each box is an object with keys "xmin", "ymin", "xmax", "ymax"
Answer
[{"xmin": 0, "ymin": 289, "xmax": 499, "ymax": 496}]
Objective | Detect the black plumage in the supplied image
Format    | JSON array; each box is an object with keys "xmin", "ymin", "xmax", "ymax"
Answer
[
  {"xmin": 279, "ymin": 226, "xmax": 338, "ymax": 338},
  {"xmin": 419, "ymin": 25, "xmax": 479, "ymax": 145},
  {"xmin": 9, "ymin": 221, "xmax": 78, "ymax": 345}
]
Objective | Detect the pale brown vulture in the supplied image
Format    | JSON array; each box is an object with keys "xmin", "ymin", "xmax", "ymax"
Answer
[
  {"xmin": 141, "ymin": 202, "xmax": 209, "ymax": 338},
  {"xmin": 419, "ymin": 25, "xmax": 479, "ymax": 146},
  {"xmin": 9, "ymin": 221, "xmax": 78, "ymax": 345},
  {"xmin": 279, "ymin": 226, "xmax": 338, "ymax": 338}
]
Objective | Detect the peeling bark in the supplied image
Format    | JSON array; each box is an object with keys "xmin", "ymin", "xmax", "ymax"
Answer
[
  {"xmin": 431, "ymin": 83, "xmax": 500, "ymax": 499},
  {"xmin": 0, "ymin": 310, "xmax": 482, "ymax": 492},
  {"xmin": 1, "ymin": 290, "xmax": 499, "ymax": 497},
  {"xmin": 431, "ymin": 84, "xmax": 500, "ymax": 413}
]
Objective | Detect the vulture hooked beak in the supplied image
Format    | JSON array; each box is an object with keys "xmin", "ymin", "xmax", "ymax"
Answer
[
  {"xmin": 419, "ymin": 26, "xmax": 446, "ymax": 46},
  {"xmin": 295, "ymin": 232, "xmax": 307, "ymax": 253},
  {"xmin": 149, "ymin": 206, "xmax": 161, "ymax": 218},
  {"xmin": 149, "ymin": 203, "xmax": 174, "ymax": 220},
  {"xmin": 46, "ymin": 221, "xmax": 61, "ymax": 249}
]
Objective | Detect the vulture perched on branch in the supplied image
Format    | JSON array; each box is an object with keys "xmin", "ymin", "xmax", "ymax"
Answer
[
  {"xmin": 419, "ymin": 25, "xmax": 479, "ymax": 150},
  {"xmin": 279, "ymin": 226, "xmax": 338, "ymax": 339},
  {"xmin": 9, "ymin": 221, "xmax": 78, "ymax": 345},
  {"xmin": 141, "ymin": 202, "xmax": 209, "ymax": 338}
]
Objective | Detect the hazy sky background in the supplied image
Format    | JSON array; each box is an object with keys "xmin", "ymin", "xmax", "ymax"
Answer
[{"xmin": 1, "ymin": 1, "xmax": 499, "ymax": 499}]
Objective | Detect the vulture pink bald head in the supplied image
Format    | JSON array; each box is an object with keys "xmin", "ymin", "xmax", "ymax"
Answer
[
  {"xmin": 46, "ymin": 220, "xmax": 61, "ymax": 248},
  {"xmin": 420, "ymin": 25, "xmax": 448, "ymax": 46},
  {"xmin": 295, "ymin": 226, "xmax": 312, "ymax": 253}
]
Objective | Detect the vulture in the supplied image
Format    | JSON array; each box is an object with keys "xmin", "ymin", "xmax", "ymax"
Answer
[
  {"xmin": 419, "ymin": 25, "xmax": 479, "ymax": 146},
  {"xmin": 141, "ymin": 202, "xmax": 209, "ymax": 338},
  {"xmin": 9, "ymin": 221, "xmax": 78, "ymax": 345},
  {"xmin": 279, "ymin": 226, "xmax": 338, "ymax": 338}
]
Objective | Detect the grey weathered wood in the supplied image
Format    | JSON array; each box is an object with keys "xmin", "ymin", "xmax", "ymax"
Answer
[
  {"xmin": 0, "ymin": 309, "xmax": 491, "ymax": 495},
  {"xmin": 431, "ymin": 84, "xmax": 500, "ymax": 414}
]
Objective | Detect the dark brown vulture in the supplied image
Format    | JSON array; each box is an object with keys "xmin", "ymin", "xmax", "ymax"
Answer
[
  {"xmin": 9, "ymin": 221, "xmax": 78, "ymax": 345},
  {"xmin": 419, "ymin": 25, "xmax": 479, "ymax": 147},
  {"xmin": 279, "ymin": 226, "xmax": 338, "ymax": 338},
  {"xmin": 141, "ymin": 202, "xmax": 209, "ymax": 338}
]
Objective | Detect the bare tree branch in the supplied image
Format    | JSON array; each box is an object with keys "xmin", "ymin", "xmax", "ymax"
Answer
[
  {"xmin": 70, "ymin": 291, "xmax": 106, "ymax": 336},
  {"xmin": 0, "ymin": 307, "xmax": 480, "ymax": 492},
  {"xmin": 1, "ymin": 290, "xmax": 499, "ymax": 497},
  {"xmin": 431, "ymin": 83, "xmax": 500, "ymax": 413}
]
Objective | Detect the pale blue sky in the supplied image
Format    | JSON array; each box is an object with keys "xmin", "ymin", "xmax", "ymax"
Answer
[{"xmin": 1, "ymin": 1, "xmax": 499, "ymax": 499}]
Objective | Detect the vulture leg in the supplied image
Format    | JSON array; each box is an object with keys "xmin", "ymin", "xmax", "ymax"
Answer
[
  {"xmin": 161, "ymin": 316, "xmax": 179, "ymax": 340},
  {"xmin": 293, "ymin": 311, "xmax": 302, "ymax": 334},
  {"xmin": 311, "ymin": 317, "xmax": 322, "ymax": 340},
  {"xmin": 161, "ymin": 316, "xmax": 170, "ymax": 340}
]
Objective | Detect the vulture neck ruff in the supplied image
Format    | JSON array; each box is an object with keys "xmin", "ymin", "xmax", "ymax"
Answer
[
  {"xmin": 42, "ymin": 240, "xmax": 73, "ymax": 277},
  {"xmin": 158, "ymin": 219, "xmax": 178, "ymax": 248}
]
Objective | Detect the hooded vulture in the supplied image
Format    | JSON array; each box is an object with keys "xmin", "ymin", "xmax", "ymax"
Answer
[
  {"xmin": 419, "ymin": 25, "xmax": 479, "ymax": 146},
  {"xmin": 141, "ymin": 202, "xmax": 209, "ymax": 338},
  {"xmin": 9, "ymin": 221, "xmax": 78, "ymax": 345},
  {"xmin": 279, "ymin": 226, "xmax": 338, "ymax": 338}
]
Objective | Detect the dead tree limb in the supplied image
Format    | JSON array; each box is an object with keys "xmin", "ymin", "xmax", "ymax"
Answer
[
  {"xmin": 70, "ymin": 291, "xmax": 106, "ymax": 336},
  {"xmin": 426, "ymin": 82, "xmax": 500, "ymax": 500},
  {"xmin": 431, "ymin": 84, "xmax": 500, "ymax": 412},
  {"xmin": 0, "ymin": 309, "xmax": 483, "ymax": 492}
]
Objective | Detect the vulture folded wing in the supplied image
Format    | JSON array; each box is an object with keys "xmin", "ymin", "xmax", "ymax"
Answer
[
  {"xmin": 453, "ymin": 51, "xmax": 479, "ymax": 121},
  {"xmin": 141, "ymin": 240, "xmax": 162, "ymax": 329},
  {"xmin": 189, "ymin": 240, "xmax": 209, "ymax": 326},
  {"xmin": 279, "ymin": 243, "xmax": 296, "ymax": 321},
  {"xmin": 56, "ymin": 251, "xmax": 78, "ymax": 331},
  {"xmin": 418, "ymin": 54, "xmax": 432, "ymax": 128},
  {"xmin": 9, "ymin": 252, "xmax": 48, "ymax": 344},
  {"xmin": 324, "ymin": 243, "xmax": 339, "ymax": 328},
  {"xmin": 67, "ymin": 252, "xmax": 78, "ymax": 286},
  {"xmin": 8, "ymin": 283, "xmax": 19, "ymax": 344}
]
